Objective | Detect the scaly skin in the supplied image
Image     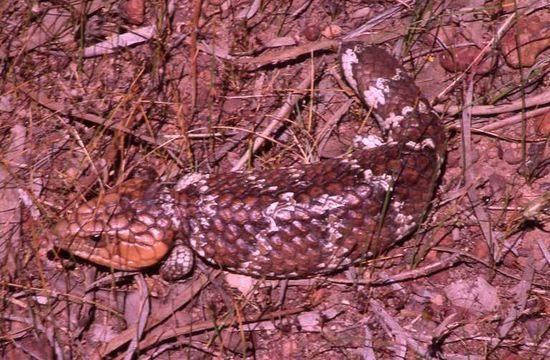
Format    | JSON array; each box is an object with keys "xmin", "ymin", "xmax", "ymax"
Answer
[{"xmin": 53, "ymin": 44, "xmax": 445, "ymax": 279}]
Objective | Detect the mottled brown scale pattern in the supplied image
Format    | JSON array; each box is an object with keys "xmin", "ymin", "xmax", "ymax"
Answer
[{"xmin": 53, "ymin": 43, "xmax": 445, "ymax": 279}]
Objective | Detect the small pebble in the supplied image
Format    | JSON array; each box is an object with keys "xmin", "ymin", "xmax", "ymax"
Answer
[
  {"xmin": 485, "ymin": 145, "xmax": 499, "ymax": 160},
  {"xmin": 488, "ymin": 173, "xmax": 507, "ymax": 195},
  {"xmin": 534, "ymin": 112, "xmax": 550, "ymax": 137},
  {"xmin": 302, "ymin": 24, "xmax": 321, "ymax": 41},
  {"xmin": 321, "ymin": 24, "xmax": 342, "ymax": 39},
  {"xmin": 351, "ymin": 7, "xmax": 371, "ymax": 19},
  {"xmin": 502, "ymin": 143, "xmax": 523, "ymax": 164},
  {"xmin": 439, "ymin": 47, "xmax": 497, "ymax": 75},
  {"xmin": 120, "ymin": 0, "xmax": 145, "ymax": 25}
]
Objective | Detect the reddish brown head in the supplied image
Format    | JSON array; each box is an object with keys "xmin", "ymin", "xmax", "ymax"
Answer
[{"xmin": 53, "ymin": 179, "xmax": 179, "ymax": 271}]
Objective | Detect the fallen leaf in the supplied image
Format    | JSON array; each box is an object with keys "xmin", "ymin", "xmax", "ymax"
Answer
[{"xmin": 444, "ymin": 276, "xmax": 500, "ymax": 315}]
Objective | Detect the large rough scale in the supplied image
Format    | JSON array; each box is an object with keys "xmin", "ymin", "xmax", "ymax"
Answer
[
  {"xmin": 53, "ymin": 43, "xmax": 445, "ymax": 279},
  {"xmin": 341, "ymin": 43, "xmax": 446, "ymax": 154},
  {"xmin": 175, "ymin": 143, "xmax": 440, "ymax": 278}
]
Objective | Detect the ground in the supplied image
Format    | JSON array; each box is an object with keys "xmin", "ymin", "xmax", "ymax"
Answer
[{"xmin": 1, "ymin": 0, "xmax": 549, "ymax": 359}]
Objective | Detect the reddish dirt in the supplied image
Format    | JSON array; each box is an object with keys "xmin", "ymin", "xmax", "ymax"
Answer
[{"xmin": 1, "ymin": 0, "xmax": 549, "ymax": 358}]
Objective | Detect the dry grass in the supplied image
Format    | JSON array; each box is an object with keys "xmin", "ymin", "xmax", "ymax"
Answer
[{"xmin": 1, "ymin": 0, "xmax": 549, "ymax": 358}]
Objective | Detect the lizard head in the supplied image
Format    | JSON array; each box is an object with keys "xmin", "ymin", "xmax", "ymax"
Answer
[{"xmin": 53, "ymin": 178, "xmax": 178, "ymax": 271}]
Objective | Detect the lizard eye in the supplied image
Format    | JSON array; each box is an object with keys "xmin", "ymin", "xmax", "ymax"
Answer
[{"xmin": 90, "ymin": 234, "xmax": 102, "ymax": 243}]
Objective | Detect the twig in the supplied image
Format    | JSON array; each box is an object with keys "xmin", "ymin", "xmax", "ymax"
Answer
[
  {"xmin": 231, "ymin": 60, "xmax": 326, "ymax": 171},
  {"xmin": 83, "ymin": 26, "xmax": 155, "ymax": 58},
  {"xmin": 229, "ymin": 308, "xmax": 341, "ymax": 332},
  {"xmin": 434, "ymin": 247, "xmax": 549, "ymax": 288},
  {"xmin": 369, "ymin": 253, "xmax": 461, "ymax": 286},
  {"xmin": 66, "ymin": 125, "xmax": 104, "ymax": 187},
  {"xmin": 189, "ymin": 0, "xmax": 203, "ymax": 112},
  {"xmin": 327, "ymin": 253, "xmax": 462, "ymax": 286},
  {"xmin": 316, "ymin": 98, "xmax": 353, "ymax": 153},
  {"xmin": 20, "ymin": 87, "xmax": 158, "ymax": 147},
  {"xmin": 124, "ymin": 274, "xmax": 150, "ymax": 360},
  {"xmin": 235, "ymin": 39, "xmax": 338, "ymax": 67},
  {"xmin": 134, "ymin": 303, "xmax": 312, "ymax": 354},
  {"xmin": 0, "ymin": 124, "xmax": 26, "ymax": 276},
  {"xmin": 100, "ymin": 272, "xmax": 216, "ymax": 356},
  {"xmin": 431, "ymin": 313, "xmax": 461, "ymax": 343},
  {"xmin": 363, "ymin": 320, "xmax": 377, "ymax": 360},
  {"xmin": 19, "ymin": 86, "xmax": 185, "ymax": 167},
  {"xmin": 435, "ymin": 90, "xmax": 550, "ymax": 116},
  {"xmin": 370, "ymin": 299, "xmax": 428, "ymax": 357},
  {"xmin": 344, "ymin": 1, "xmax": 412, "ymax": 39},
  {"xmin": 5, "ymin": 282, "xmax": 123, "ymax": 315},
  {"xmin": 536, "ymin": 238, "xmax": 550, "ymax": 266},
  {"xmin": 462, "ymin": 74, "xmax": 499, "ymax": 262},
  {"xmin": 479, "ymin": 107, "xmax": 550, "ymax": 132},
  {"xmin": 497, "ymin": 251, "xmax": 534, "ymax": 339},
  {"xmin": 82, "ymin": 1, "xmax": 177, "ymax": 57},
  {"xmin": 235, "ymin": 30, "xmax": 404, "ymax": 69}
]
